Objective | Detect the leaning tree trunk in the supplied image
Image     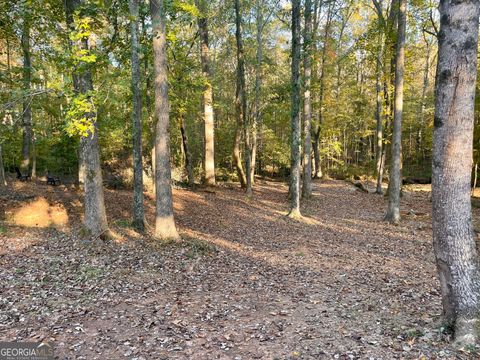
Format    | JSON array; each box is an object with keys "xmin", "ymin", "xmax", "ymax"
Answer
[
  {"xmin": 385, "ymin": 0, "xmax": 405, "ymax": 224},
  {"xmin": 65, "ymin": 0, "xmax": 109, "ymax": 237},
  {"xmin": 196, "ymin": 0, "xmax": 215, "ymax": 187},
  {"xmin": 302, "ymin": 0, "xmax": 313, "ymax": 198},
  {"xmin": 432, "ymin": 0, "xmax": 480, "ymax": 347},
  {"xmin": 21, "ymin": 13, "xmax": 32, "ymax": 174},
  {"xmin": 234, "ymin": 0, "xmax": 251, "ymax": 196},
  {"xmin": 289, "ymin": 0, "xmax": 301, "ymax": 218},
  {"xmin": 151, "ymin": 0, "xmax": 180, "ymax": 240},
  {"xmin": 232, "ymin": 126, "xmax": 246, "ymax": 187},
  {"xmin": 129, "ymin": 0, "xmax": 145, "ymax": 231}
]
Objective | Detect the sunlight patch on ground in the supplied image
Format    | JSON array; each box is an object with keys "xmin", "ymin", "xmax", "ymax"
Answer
[
  {"xmin": 403, "ymin": 184, "xmax": 432, "ymax": 193},
  {"xmin": 8, "ymin": 197, "xmax": 68, "ymax": 228}
]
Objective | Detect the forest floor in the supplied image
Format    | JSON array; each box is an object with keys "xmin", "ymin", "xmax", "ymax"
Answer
[{"xmin": 1, "ymin": 177, "xmax": 479, "ymax": 359}]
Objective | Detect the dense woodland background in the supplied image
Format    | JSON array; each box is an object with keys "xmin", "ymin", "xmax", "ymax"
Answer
[{"xmin": 0, "ymin": 0, "xmax": 448, "ymax": 186}]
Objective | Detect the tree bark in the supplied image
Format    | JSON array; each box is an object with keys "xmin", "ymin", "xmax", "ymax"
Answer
[
  {"xmin": 0, "ymin": 145, "xmax": 6, "ymax": 188},
  {"xmin": 234, "ymin": 0, "xmax": 251, "ymax": 195},
  {"xmin": 233, "ymin": 126, "xmax": 246, "ymax": 188},
  {"xmin": 252, "ymin": 0, "xmax": 263, "ymax": 184},
  {"xmin": 375, "ymin": 42, "xmax": 384, "ymax": 194},
  {"xmin": 472, "ymin": 163, "xmax": 478, "ymax": 196},
  {"xmin": 374, "ymin": 1, "xmax": 384, "ymax": 195},
  {"xmin": 302, "ymin": 0, "xmax": 313, "ymax": 198},
  {"xmin": 129, "ymin": 0, "xmax": 145, "ymax": 231},
  {"xmin": 385, "ymin": 0, "xmax": 405, "ymax": 224},
  {"xmin": 196, "ymin": 0, "xmax": 215, "ymax": 187},
  {"xmin": 151, "ymin": 0, "xmax": 180, "ymax": 240},
  {"xmin": 432, "ymin": 0, "xmax": 480, "ymax": 347},
  {"xmin": 289, "ymin": 0, "xmax": 301, "ymax": 217},
  {"xmin": 418, "ymin": 35, "xmax": 430, "ymax": 161},
  {"xmin": 180, "ymin": 115, "xmax": 195, "ymax": 188},
  {"xmin": 31, "ymin": 136, "xmax": 36, "ymax": 179},
  {"xmin": 21, "ymin": 12, "xmax": 32, "ymax": 174},
  {"xmin": 65, "ymin": 0, "xmax": 84, "ymax": 187},
  {"xmin": 313, "ymin": 1, "xmax": 333, "ymax": 179}
]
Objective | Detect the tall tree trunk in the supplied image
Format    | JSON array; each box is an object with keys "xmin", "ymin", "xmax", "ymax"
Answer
[
  {"xmin": 141, "ymin": 14, "xmax": 156, "ymax": 193},
  {"xmin": 302, "ymin": 0, "xmax": 313, "ymax": 198},
  {"xmin": 472, "ymin": 163, "xmax": 478, "ymax": 196},
  {"xmin": 180, "ymin": 115, "xmax": 195, "ymax": 188},
  {"xmin": 374, "ymin": 2, "xmax": 384, "ymax": 195},
  {"xmin": 0, "ymin": 145, "xmax": 6, "ymax": 188},
  {"xmin": 385, "ymin": 0, "xmax": 405, "ymax": 224},
  {"xmin": 31, "ymin": 136, "xmax": 36, "ymax": 179},
  {"xmin": 65, "ymin": 0, "xmax": 109, "ymax": 236},
  {"xmin": 313, "ymin": 1, "xmax": 333, "ymax": 179},
  {"xmin": 196, "ymin": 0, "xmax": 215, "ymax": 187},
  {"xmin": 375, "ymin": 42, "xmax": 384, "ymax": 194},
  {"xmin": 21, "ymin": 13, "xmax": 32, "ymax": 174},
  {"xmin": 252, "ymin": 0, "xmax": 263, "ymax": 183},
  {"xmin": 313, "ymin": 128, "xmax": 322, "ymax": 179},
  {"xmin": 150, "ymin": 0, "xmax": 180, "ymax": 240},
  {"xmin": 432, "ymin": 0, "xmax": 480, "ymax": 347},
  {"xmin": 234, "ymin": 0, "xmax": 251, "ymax": 195},
  {"xmin": 6, "ymin": 38, "xmax": 11, "ymax": 82},
  {"xmin": 65, "ymin": 0, "xmax": 83, "ymax": 187},
  {"xmin": 289, "ymin": 0, "xmax": 301, "ymax": 217},
  {"xmin": 129, "ymin": 0, "xmax": 145, "ymax": 231},
  {"xmin": 376, "ymin": 0, "xmax": 398, "ymax": 195},
  {"xmin": 418, "ymin": 36, "xmax": 430, "ymax": 161}
]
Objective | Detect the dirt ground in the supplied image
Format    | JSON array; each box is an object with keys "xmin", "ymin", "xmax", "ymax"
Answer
[{"xmin": 0, "ymin": 177, "xmax": 478, "ymax": 359}]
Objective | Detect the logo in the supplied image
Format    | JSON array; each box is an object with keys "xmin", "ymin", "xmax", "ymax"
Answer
[{"xmin": 0, "ymin": 342, "xmax": 54, "ymax": 360}]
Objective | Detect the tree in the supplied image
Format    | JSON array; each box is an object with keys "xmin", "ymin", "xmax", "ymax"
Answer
[
  {"xmin": 65, "ymin": 0, "xmax": 109, "ymax": 237},
  {"xmin": 374, "ymin": 34, "xmax": 385, "ymax": 195},
  {"xmin": 384, "ymin": 0, "xmax": 405, "ymax": 224},
  {"xmin": 432, "ymin": 0, "xmax": 480, "ymax": 347},
  {"xmin": 196, "ymin": 0, "xmax": 215, "ymax": 187},
  {"xmin": 21, "ymin": 6, "xmax": 32, "ymax": 173},
  {"xmin": 151, "ymin": 0, "xmax": 180, "ymax": 240},
  {"xmin": 252, "ymin": 0, "xmax": 263, "ymax": 184},
  {"xmin": 312, "ymin": 0, "xmax": 333, "ymax": 179},
  {"xmin": 302, "ymin": 0, "xmax": 313, "ymax": 198},
  {"xmin": 234, "ymin": 0, "xmax": 250, "ymax": 195},
  {"xmin": 372, "ymin": 0, "xmax": 385, "ymax": 195},
  {"xmin": 0, "ymin": 0, "xmax": 442, "ymax": 203},
  {"xmin": 180, "ymin": 114, "xmax": 195, "ymax": 188},
  {"xmin": 129, "ymin": 0, "xmax": 145, "ymax": 231},
  {"xmin": 0, "ymin": 145, "xmax": 6, "ymax": 188},
  {"xmin": 288, "ymin": 0, "xmax": 301, "ymax": 217},
  {"xmin": 417, "ymin": 31, "xmax": 432, "ymax": 161}
]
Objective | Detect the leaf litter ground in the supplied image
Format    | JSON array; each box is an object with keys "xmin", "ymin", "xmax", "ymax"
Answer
[{"xmin": 0, "ymin": 179, "xmax": 477, "ymax": 359}]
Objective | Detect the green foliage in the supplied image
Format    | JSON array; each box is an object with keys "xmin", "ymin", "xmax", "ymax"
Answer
[
  {"xmin": 65, "ymin": 92, "xmax": 96, "ymax": 137},
  {"xmin": 172, "ymin": 0, "xmax": 199, "ymax": 17},
  {"xmin": 0, "ymin": 0, "xmax": 441, "ymax": 183}
]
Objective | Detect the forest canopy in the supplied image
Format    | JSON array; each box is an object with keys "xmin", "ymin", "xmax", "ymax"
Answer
[{"xmin": 0, "ymin": 0, "xmax": 439, "ymax": 183}]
